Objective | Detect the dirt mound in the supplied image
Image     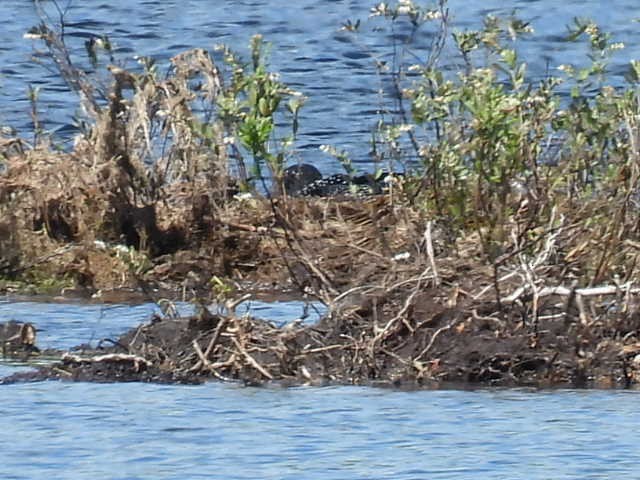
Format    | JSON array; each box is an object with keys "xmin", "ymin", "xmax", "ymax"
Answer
[
  {"xmin": 5, "ymin": 282, "xmax": 640, "ymax": 388},
  {"xmin": 4, "ymin": 145, "xmax": 640, "ymax": 389}
]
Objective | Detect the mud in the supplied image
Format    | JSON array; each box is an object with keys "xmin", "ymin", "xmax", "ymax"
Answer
[
  {"xmin": 4, "ymin": 280, "xmax": 640, "ymax": 389},
  {"xmin": 3, "ymin": 139, "xmax": 640, "ymax": 389},
  {"xmin": 5, "ymin": 30, "xmax": 640, "ymax": 391}
]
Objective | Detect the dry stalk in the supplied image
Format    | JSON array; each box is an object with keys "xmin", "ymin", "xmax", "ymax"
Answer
[
  {"xmin": 414, "ymin": 323, "xmax": 455, "ymax": 362},
  {"xmin": 191, "ymin": 339, "xmax": 212, "ymax": 371},
  {"xmin": 62, "ymin": 353, "xmax": 151, "ymax": 369},
  {"xmin": 231, "ymin": 337, "xmax": 273, "ymax": 380},
  {"xmin": 424, "ymin": 221, "xmax": 440, "ymax": 286},
  {"xmin": 371, "ymin": 284, "xmax": 420, "ymax": 345},
  {"xmin": 514, "ymin": 230, "xmax": 540, "ymax": 325},
  {"xmin": 473, "ymin": 208, "xmax": 562, "ymax": 301},
  {"xmin": 503, "ymin": 284, "xmax": 640, "ymax": 303},
  {"xmin": 189, "ymin": 317, "xmax": 229, "ymax": 372}
]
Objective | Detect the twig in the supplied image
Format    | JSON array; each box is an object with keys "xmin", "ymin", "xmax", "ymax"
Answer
[
  {"xmin": 414, "ymin": 323, "xmax": 454, "ymax": 362},
  {"xmin": 372, "ymin": 285, "xmax": 420, "ymax": 344},
  {"xmin": 225, "ymin": 294, "xmax": 251, "ymax": 314},
  {"xmin": 515, "ymin": 230, "xmax": 540, "ymax": 325},
  {"xmin": 504, "ymin": 284, "xmax": 640, "ymax": 304},
  {"xmin": 62, "ymin": 353, "xmax": 151, "ymax": 371},
  {"xmin": 231, "ymin": 337, "xmax": 273, "ymax": 380},
  {"xmin": 204, "ymin": 317, "xmax": 228, "ymax": 357},
  {"xmin": 331, "ymin": 285, "xmax": 380, "ymax": 306},
  {"xmin": 299, "ymin": 344, "xmax": 344, "ymax": 355},
  {"xmin": 192, "ymin": 339, "xmax": 212, "ymax": 370},
  {"xmin": 222, "ymin": 220, "xmax": 271, "ymax": 234},
  {"xmin": 424, "ymin": 221, "xmax": 440, "ymax": 286}
]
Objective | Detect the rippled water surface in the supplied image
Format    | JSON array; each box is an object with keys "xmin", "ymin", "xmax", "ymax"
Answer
[
  {"xmin": 1, "ymin": 381, "xmax": 639, "ymax": 479},
  {"xmin": 0, "ymin": 299, "xmax": 638, "ymax": 478},
  {"xmin": 2, "ymin": 1, "xmax": 640, "ymax": 477},
  {"xmin": 1, "ymin": 0, "xmax": 639, "ymax": 170}
]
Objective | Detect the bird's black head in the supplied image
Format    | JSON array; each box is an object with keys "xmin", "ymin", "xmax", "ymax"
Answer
[{"xmin": 282, "ymin": 163, "xmax": 322, "ymax": 196}]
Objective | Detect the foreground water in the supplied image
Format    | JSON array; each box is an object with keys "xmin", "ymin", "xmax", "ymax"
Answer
[
  {"xmin": 0, "ymin": 299, "xmax": 638, "ymax": 478},
  {"xmin": 1, "ymin": 1, "xmax": 639, "ymax": 171},
  {"xmin": 1, "ymin": 381, "xmax": 638, "ymax": 479}
]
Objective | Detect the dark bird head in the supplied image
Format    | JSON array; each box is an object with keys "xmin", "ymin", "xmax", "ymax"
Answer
[{"xmin": 282, "ymin": 163, "xmax": 322, "ymax": 196}]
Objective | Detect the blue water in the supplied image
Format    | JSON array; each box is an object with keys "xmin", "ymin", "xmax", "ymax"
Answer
[
  {"xmin": 1, "ymin": 0, "xmax": 640, "ymax": 171},
  {"xmin": 1, "ymin": 382, "xmax": 638, "ymax": 479},
  {"xmin": 2, "ymin": 2, "xmax": 640, "ymax": 477},
  {"xmin": 0, "ymin": 300, "xmax": 160, "ymax": 350},
  {"xmin": 0, "ymin": 298, "xmax": 324, "ymax": 350},
  {"xmin": 0, "ymin": 299, "xmax": 638, "ymax": 478}
]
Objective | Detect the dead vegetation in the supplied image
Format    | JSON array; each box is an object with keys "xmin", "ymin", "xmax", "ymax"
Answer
[
  {"xmin": 6, "ymin": 3, "xmax": 640, "ymax": 388},
  {"xmin": 5, "ymin": 266, "xmax": 640, "ymax": 388}
]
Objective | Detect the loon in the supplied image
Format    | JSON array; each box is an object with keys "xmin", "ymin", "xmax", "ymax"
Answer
[
  {"xmin": 282, "ymin": 164, "xmax": 323, "ymax": 196},
  {"xmin": 282, "ymin": 164, "xmax": 402, "ymax": 198}
]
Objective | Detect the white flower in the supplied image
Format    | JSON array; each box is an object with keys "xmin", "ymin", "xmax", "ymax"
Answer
[
  {"xmin": 392, "ymin": 252, "xmax": 411, "ymax": 261},
  {"xmin": 234, "ymin": 192, "xmax": 254, "ymax": 201},
  {"xmin": 94, "ymin": 240, "xmax": 107, "ymax": 249},
  {"xmin": 425, "ymin": 10, "xmax": 442, "ymax": 20},
  {"xmin": 370, "ymin": 2, "xmax": 387, "ymax": 17}
]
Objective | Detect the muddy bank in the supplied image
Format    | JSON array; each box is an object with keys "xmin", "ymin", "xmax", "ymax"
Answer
[
  {"xmin": 4, "ymin": 279, "xmax": 640, "ymax": 388},
  {"xmin": 4, "ymin": 146, "xmax": 640, "ymax": 389}
]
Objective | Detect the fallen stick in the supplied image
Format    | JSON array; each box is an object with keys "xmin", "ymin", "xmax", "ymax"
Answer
[
  {"xmin": 414, "ymin": 323, "xmax": 454, "ymax": 362},
  {"xmin": 424, "ymin": 221, "xmax": 440, "ymax": 287},
  {"xmin": 204, "ymin": 317, "xmax": 229, "ymax": 357},
  {"xmin": 300, "ymin": 344, "xmax": 344, "ymax": 355},
  {"xmin": 231, "ymin": 337, "xmax": 273, "ymax": 380},
  {"xmin": 191, "ymin": 340, "xmax": 213, "ymax": 371},
  {"xmin": 503, "ymin": 284, "xmax": 640, "ymax": 304},
  {"xmin": 222, "ymin": 221, "xmax": 270, "ymax": 234},
  {"xmin": 189, "ymin": 343, "xmax": 237, "ymax": 381},
  {"xmin": 62, "ymin": 353, "xmax": 152, "ymax": 368}
]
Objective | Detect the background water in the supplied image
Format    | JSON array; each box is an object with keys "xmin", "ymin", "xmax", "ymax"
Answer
[
  {"xmin": 0, "ymin": 298, "xmax": 324, "ymax": 351},
  {"xmin": 1, "ymin": 0, "xmax": 639, "ymax": 173},
  {"xmin": 2, "ymin": 2, "xmax": 640, "ymax": 477}
]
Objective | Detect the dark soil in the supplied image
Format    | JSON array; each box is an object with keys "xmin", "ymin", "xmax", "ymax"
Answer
[
  {"xmin": 3, "ymin": 146, "xmax": 640, "ymax": 389},
  {"xmin": 4, "ymin": 282, "xmax": 640, "ymax": 388}
]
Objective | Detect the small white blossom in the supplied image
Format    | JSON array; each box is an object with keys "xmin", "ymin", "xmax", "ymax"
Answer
[
  {"xmin": 396, "ymin": 124, "xmax": 414, "ymax": 133},
  {"xmin": 235, "ymin": 192, "xmax": 253, "ymax": 200},
  {"xmin": 585, "ymin": 24, "xmax": 598, "ymax": 36},
  {"xmin": 370, "ymin": 2, "xmax": 387, "ymax": 17},
  {"xmin": 424, "ymin": 9, "xmax": 442, "ymax": 20}
]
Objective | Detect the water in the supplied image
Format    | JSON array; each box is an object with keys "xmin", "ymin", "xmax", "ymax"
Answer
[
  {"xmin": 0, "ymin": 300, "xmax": 638, "ymax": 478},
  {"xmin": 0, "ymin": 300, "xmax": 160, "ymax": 350},
  {"xmin": 2, "ymin": 2, "xmax": 640, "ymax": 477},
  {"xmin": 0, "ymin": 298, "xmax": 325, "ymax": 350},
  {"xmin": 1, "ymin": 1, "xmax": 640, "ymax": 172},
  {"xmin": 0, "ymin": 382, "xmax": 638, "ymax": 479}
]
